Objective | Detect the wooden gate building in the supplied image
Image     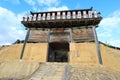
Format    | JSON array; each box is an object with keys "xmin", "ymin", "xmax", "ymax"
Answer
[{"xmin": 20, "ymin": 7, "xmax": 103, "ymax": 66}]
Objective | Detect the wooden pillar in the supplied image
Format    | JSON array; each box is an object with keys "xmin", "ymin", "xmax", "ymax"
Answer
[
  {"xmin": 69, "ymin": 28, "xmax": 72, "ymax": 42},
  {"xmin": 47, "ymin": 29, "xmax": 50, "ymax": 42},
  {"xmin": 47, "ymin": 28, "xmax": 50, "ymax": 62},
  {"xmin": 92, "ymin": 26, "xmax": 103, "ymax": 65},
  {"xmin": 69, "ymin": 28, "xmax": 72, "ymax": 62},
  {"xmin": 20, "ymin": 28, "xmax": 30, "ymax": 59}
]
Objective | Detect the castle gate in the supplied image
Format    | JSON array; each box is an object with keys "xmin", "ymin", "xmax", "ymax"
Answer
[{"xmin": 20, "ymin": 7, "xmax": 103, "ymax": 65}]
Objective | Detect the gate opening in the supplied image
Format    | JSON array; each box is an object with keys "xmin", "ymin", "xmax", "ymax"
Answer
[{"xmin": 47, "ymin": 42, "xmax": 69, "ymax": 62}]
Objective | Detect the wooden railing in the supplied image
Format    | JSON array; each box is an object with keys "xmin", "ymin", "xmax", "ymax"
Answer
[{"xmin": 22, "ymin": 10, "xmax": 101, "ymax": 22}]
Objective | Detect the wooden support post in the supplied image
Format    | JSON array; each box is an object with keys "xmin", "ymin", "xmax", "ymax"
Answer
[
  {"xmin": 69, "ymin": 28, "xmax": 72, "ymax": 42},
  {"xmin": 47, "ymin": 29, "xmax": 50, "ymax": 43},
  {"xmin": 68, "ymin": 28, "xmax": 72, "ymax": 62},
  {"xmin": 92, "ymin": 26, "xmax": 103, "ymax": 65},
  {"xmin": 47, "ymin": 28, "xmax": 50, "ymax": 62},
  {"xmin": 20, "ymin": 28, "xmax": 30, "ymax": 59}
]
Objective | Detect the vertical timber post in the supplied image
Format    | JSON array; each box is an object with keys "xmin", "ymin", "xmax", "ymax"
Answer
[
  {"xmin": 69, "ymin": 28, "xmax": 72, "ymax": 42},
  {"xmin": 92, "ymin": 26, "xmax": 103, "ymax": 65},
  {"xmin": 47, "ymin": 29, "xmax": 50, "ymax": 42},
  {"xmin": 20, "ymin": 28, "xmax": 30, "ymax": 60},
  {"xmin": 47, "ymin": 29, "xmax": 50, "ymax": 62},
  {"xmin": 69, "ymin": 28, "xmax": 72, "ymax": 62}
]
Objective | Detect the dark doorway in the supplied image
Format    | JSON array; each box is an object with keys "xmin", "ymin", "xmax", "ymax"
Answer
[{"xmin": 47, "ymin": 42, "xmax": 69, "ymax": 62}]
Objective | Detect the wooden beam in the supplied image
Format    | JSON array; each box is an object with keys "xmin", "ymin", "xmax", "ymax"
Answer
[
  {"xmin": 69, "ymin": 28, "xmax": 72, "ymax": 42},
  {"xmin": 47, "ymin": 29, "xmax": 50, "ymax": 42},
  {"xmin": 20, "ymin": 28, "xmax": 30, "ymax": 59},
  {"xmin": 92, "ymin": 26, "xmax": 103, "ymax": 65}
]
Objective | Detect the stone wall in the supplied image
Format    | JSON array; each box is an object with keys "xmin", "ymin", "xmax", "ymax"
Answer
[
  {"xmin": 0, "ymin": 44, "xmax": 22, "ymax": 61},
  {"xmin": 0, "ymin": 42, "xmax": 120, "ymax": 72},
  {"xmin": 100, "ymin": 44, "xmax": 120, "ymax": 72},
  {"xmin": 22, "ymin": 43, "xmax": 48, "ymax": 62},
  {"xmin": 69, "ymin": 42, "xmax": 99, "ymax": 66},
  {"xmin": 0, "ymin": 43, "xmax": 48, "ymax": 62}
]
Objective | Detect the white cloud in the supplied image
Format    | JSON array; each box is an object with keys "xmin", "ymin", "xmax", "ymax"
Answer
[
  {"xmin": 100, "ymin": 10, "xmax": 120, "ymax": 29},
  {"xmin": 100, "ymin": 17, "xmax": 120, "ymax": 31},
  {"xmin": 24, "ymin": 0, "xmax": 60, "ymax": 7},
  {"xmin": 24, "ymin": 0, "xmax": 61, "ymax": 12},
  {"xmin": 24, "ymin": 0, "xmax": 36, "ymax": 6},
  {"xmin": 37, "ymin": 0, "xmax": 60, "ymax": 6},
  {"xmin": 0, "ymin": 7, "xmax": 26, "ymax": 46},
  {"xmin": 31, "ymin": 5, "xmax": 69, "ymax": 12},
  {"xmin": 47, "ymin": 6, "xmax": 69, "ymax": 11},
  {"xmin": 107, "ymin": 40, "xmax": 120, "ymax": 47},
  {"xmin": 98, "ymin": 31, "xmax": 111, "ymax": 38},
  {"xmin": 98, "ymin": 10, "xmax": 120, "ymax": 47},
  {"xmin": 23, "ymin": 0, "xmax": 68, "ymax": 13}
]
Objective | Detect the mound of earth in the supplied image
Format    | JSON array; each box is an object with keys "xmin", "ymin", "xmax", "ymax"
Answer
[
  {"xmin": 70, "ymin": 67, "xmax": 120, "ymax": 80},
  {"xmin": 0, "ymin": 62, "xmax": 120, "ymax": 80},
  {"xmin": 0, "ymin": 42, "xmax": 120, "ymax": 80}
]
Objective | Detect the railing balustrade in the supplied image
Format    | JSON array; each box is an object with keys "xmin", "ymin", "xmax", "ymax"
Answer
[{"xmin": 22, "ymin": 10, "xmax": 101, "ymax": 21}]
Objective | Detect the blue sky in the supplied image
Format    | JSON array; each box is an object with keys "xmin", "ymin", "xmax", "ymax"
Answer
[{"xmin": 0, "ymin": 0, "xmax": 120, "ymax": 47}]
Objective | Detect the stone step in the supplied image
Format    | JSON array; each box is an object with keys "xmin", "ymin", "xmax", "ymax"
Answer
[{"xmin": 29, "ymin": 63, "xmax": 69, "ymax": 80}]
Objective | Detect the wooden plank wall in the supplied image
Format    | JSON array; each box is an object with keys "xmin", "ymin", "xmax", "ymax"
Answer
[
  {"xmin": 28, "ymin": 30, "xmax": 48, "ymax": 42},
  {"xmin": 28, "ymin": 28, "xmax": 94, "ymax": 43},
  {"xmin": 49, "ymin": 32, "xmax": 70, "ymax": 42},
  {"xmin": 72, "ymin": 28, "xmax": 94, "ymax": 42}
]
